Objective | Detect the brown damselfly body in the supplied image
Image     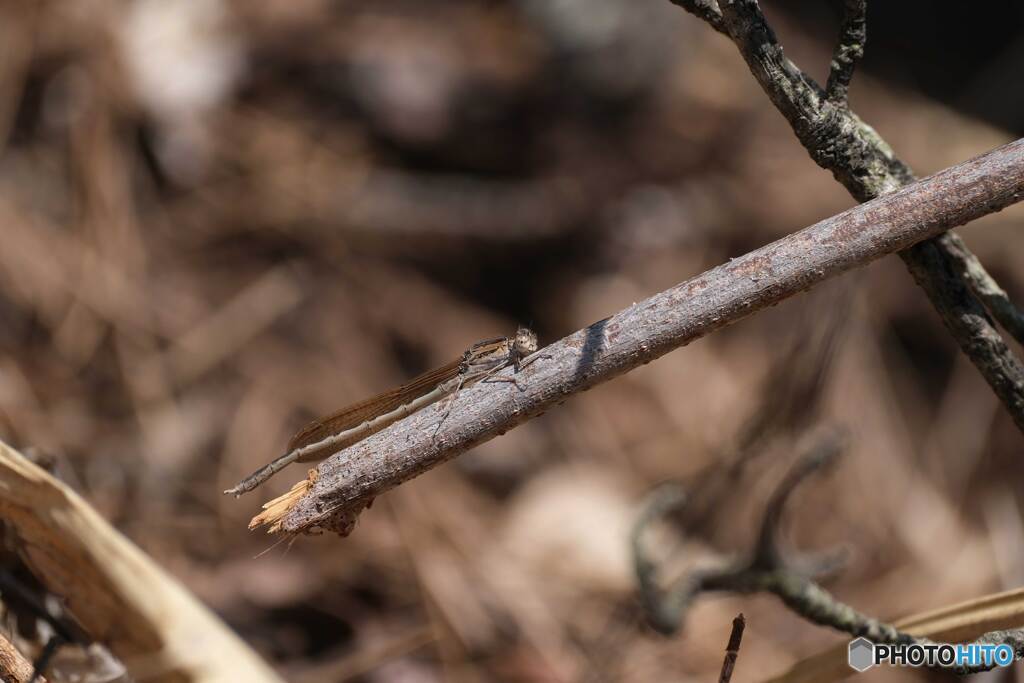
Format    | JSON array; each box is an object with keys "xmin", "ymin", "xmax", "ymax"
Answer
[{"xmin": 225, "ymin": 327, "xmax": 539, "ymax": 496}]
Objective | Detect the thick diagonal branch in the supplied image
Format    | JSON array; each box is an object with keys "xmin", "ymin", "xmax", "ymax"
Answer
[{"xmin": 264, "ymin": 138, "xmax": 1024, "ymax": 536}]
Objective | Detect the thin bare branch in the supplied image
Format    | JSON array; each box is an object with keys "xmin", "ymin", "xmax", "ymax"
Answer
[
  {"xmin": 668, "ymin": 0, "xmax": 726, "ymax": 35},
  {"xmin": 261, "ymin": 138, "xmax": 1024, "ymax": 536},
  {"xmin": 718, "ymin": 613, "xmax": 745, "ymax": 683},
  {"xmin": 825, "ymin": 0, "xmax": 867, "ymax": 104}
]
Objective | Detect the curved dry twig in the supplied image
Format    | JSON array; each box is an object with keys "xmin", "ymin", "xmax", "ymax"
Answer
[
  {"xmin": 252, "ymin": 139, "xmax": 1024, "ymax": 536},
  {"xmin": 632, "ymin": 433, "xmax": 852, "ymax": 636}
]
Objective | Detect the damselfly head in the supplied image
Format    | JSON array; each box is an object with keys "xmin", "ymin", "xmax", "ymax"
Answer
[{"xmin": 514, "ymin": 326, "xmax": 539, "ymax": 356}]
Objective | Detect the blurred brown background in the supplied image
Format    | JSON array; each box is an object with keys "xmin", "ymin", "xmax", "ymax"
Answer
[{"xmin": 1, "ymin": 1, "xmax": 1023, "ymax": 681}]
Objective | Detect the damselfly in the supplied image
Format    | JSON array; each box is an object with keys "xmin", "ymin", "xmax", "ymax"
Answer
[{"xmin": 225, "ymin": 327, "xmax": 539, "ymax": 496}]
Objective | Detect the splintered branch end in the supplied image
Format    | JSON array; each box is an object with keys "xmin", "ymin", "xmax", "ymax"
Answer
[
  {"xmin": 249, "ymin": 468, "xmax": 373, "ymax": 538},
  {"xmin": 249, "ymin": 474, "xmax": 315, "ymax": 533}
]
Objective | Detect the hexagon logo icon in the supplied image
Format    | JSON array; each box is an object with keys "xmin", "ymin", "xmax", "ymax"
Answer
[{"xmin": 848, "ymin": 637, "xmax": 875, "ymax": 672}]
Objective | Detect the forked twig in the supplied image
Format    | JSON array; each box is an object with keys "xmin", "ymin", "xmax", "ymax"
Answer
[
  {"xmin": 670, "ymin": 0, "xmax": 1024, "ymax": 433},
  {"xmin": 631, "ymin": 433, "xmax": 1024, "ymax": 674}
]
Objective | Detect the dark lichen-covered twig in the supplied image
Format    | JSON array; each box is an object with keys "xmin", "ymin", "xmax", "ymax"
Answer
[
  {"xmin": 718, "ymin": 613, "xmax": 745, "ymax": 683},
  {"xmin": 667, "ymin": 0, "xmax": 727, "ymax": 35},
  {"xmin": 902, "ymin": 240, "xmax": 1024, "ymax": 424},
  {"xmin": 255, "ymin": 138, "xmax": 1024, "ymax": 536},
  {"xmin": 674, "ymin": 0, "xmax": 907, "ymax": 196},
  {"xmin": 631, "ymin": 434, "xmax": 1024, "ymax": 674},
  {"xmin": 670, "ymin": 0, "xmax": 1024, "ymax": 432},
  {"xmin": 943, "ymin": 236, "xmax": 1024, "ymax": 345},
  {"xmin": 825, "ymin": 0, "xmax": 866, "ymax": 104}
]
